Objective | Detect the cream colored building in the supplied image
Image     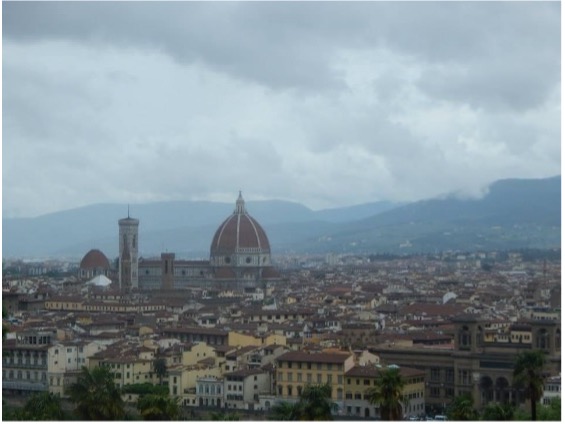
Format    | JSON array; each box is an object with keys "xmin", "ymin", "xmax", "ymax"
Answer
[
  {"xmin": 168, "ymin": 361, "xmax": 222, "ymax": 400},
  {"xmin": 47, "ymin": 340, "xmax": 110, "ymax": 396}
]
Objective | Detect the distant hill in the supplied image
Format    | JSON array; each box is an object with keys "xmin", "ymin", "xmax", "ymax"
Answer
[
  {"xmin": 1, "ymin": 197, "xmax": 395, "ymax": 259},
  {"xmin": 300, "ymin": 176, "xmax": 561, "ymax": 254},
  {"xmin": 2, "ymin": 176, "xmax": 559, "ymax": 259}
]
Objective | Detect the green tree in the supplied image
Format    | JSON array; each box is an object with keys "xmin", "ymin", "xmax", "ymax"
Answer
[
  {"xmin": 2, "ymin": 392, "xmax": 66, "ymax": 421},
  {"xmin": 446, "ymin": 394, "xmax": 478, "ymax": 421},
  {"xmin": 366, "ymin": 367, "xmax": 405, "ymax": 421},
  {"xmin": 137, "ymin": 394, "xmax": 180, "ymax": 421},
  {"xmin": 22, "ymin": 392, "xmax": 66, "ymax": 421},
  {"xmin": 268, "ymin": 383, "xmax": 336, "ymax": 421},
  {"xmin": 122, "ymin": 382, "xmax": 169, "ymax": 396},
  {"xmin": 268, "ymin": 401, "xmax": 303, "ymax": 421},
  {"xmin": 536, "ymin": 397, "xmax": 561, "ymax": 421},
  {"xmin": 299, "ymin": 383, "xmax": 336, "ymax": 420},
  {"xmin": 480, "ymin": 402, "xmax": 515, "ymax": 421},
  {"xmin": 513, "ymin": 350, "xmax": 546, "ymax": 421},
  {"xmin": 66, "ymin": 365, "xmax": 125, "ymax": 420},
  {"xmin": 153, "ymin": 358, "xmax": 167, "ymax": 385}
]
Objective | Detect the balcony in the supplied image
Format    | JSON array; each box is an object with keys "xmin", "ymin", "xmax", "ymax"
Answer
[{"xmin": 3, "ymin": 381, "xmax": 48, "ymax": 391}]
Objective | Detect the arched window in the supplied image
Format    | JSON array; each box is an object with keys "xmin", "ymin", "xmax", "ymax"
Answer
[
  {"xmin": 495, "ymin": 377, "xmax": 510, "ymax": 403},
  {"xmin": 479, "ymin": 376, "xmax": 494, "ymax": 405}
]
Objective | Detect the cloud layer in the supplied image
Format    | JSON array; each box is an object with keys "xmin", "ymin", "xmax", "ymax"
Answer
[{"xmin": 3, "ymin": 2, "xmax": 560, "ymax": 217}]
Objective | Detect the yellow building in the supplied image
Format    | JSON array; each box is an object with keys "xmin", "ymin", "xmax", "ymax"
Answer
[
  {"xmin": 275, "ymin": 350, "xmax": 355, "ymax": 407},
  {"xmin": 88, "ymin": 344, "xmax": 157, "ymax": 389},
  {"xmin": 181, "ymin": 342, "xmax": 219, "ymax": 367},
  {"xmin": 228, "ymin": 330, "xmax": 286, "ymax": 348}
]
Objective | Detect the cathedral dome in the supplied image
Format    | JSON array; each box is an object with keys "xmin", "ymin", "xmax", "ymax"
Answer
[
  {"xmin": 80, "ymin": 249, "xmax": 110, "ymax": 270},
  {"xmin": 210, "ymin": 192, "xmax": 271, "ymax": 267}
]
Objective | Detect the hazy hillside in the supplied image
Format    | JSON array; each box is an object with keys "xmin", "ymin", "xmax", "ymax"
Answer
[
  {"xmin": 301, "ymin": 176, "xmax": 561, "ymax": 254},
  {"xmin": 2, "ymin": 176, "xmax": 559, "ymax": 259},
  {"xmin": 2, "ymin": 198, "xmax": 386, "ymax": 259}
]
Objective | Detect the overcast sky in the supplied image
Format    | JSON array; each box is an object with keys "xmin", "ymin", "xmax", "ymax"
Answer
[{"xmin": 3, "ymin": 2, "xmax": 561, "ymax": 218}]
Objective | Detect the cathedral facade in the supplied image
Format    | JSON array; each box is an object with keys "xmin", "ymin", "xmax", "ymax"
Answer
[{"xmin": 132, "ymin": 192, "xmax": 280, "ymax": 291}]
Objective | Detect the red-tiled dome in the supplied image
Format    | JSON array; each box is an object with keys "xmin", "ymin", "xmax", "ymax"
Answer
[
  {"xmin": 80, "ymin": 249, "xmax": 110, "ymax": 270},
  {"xmin": 210, "ymin": 193, "xmax": 271, "ymax": 256}
]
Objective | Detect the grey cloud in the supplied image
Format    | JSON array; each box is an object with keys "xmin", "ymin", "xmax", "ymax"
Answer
[
  {"xmin": 4, "ymin": 2, "xmax": 559, "ymax": 107},
  {"xmin": 2, "ymin": 2, "xmax": 560, "ymax": 217}
]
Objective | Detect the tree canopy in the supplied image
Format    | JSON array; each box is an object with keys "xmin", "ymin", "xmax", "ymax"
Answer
[
  {"xmin": 137, "ymin": 393, "xmax": 181, "ymax": 421},
  {"xmin": 366, "ymin": 367, "xmax": 405, "ymax": 421},
  {"xmin": 513, "ymin": 350, "xmax": 546, "ymax": 421},
  {"xmin": 66, "ymin": 365, "xmax": 125, "ymax": 420},
  {"xmin": 269, "ymin": 383, "xmax": 336, "ymax": 421},
  {"xmin": 446, "ymin": 394, "xmax": 478, "ymax": 421}
]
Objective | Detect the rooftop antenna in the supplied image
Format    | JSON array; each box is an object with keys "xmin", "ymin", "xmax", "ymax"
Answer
[{"xmin": 128, "ymin": 204, "xmax": 130, "ymax": 218}]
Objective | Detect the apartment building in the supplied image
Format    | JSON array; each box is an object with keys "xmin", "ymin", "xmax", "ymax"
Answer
[
  {"xmin": 2, "ymin": 329, "xmax": 54, "ymax": 394},
  {"xmin": 275, "ymin": 350, "xmax": 355, "ymax": 410},
  {"xmin": 224, "ymin": 368, "xmax": 272, "ymax": 410},
  {"xmin": 47, "ymin": 340, "xmax": 110, "ymax": 395}
]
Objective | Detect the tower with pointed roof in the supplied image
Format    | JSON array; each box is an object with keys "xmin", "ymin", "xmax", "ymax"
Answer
[{"xmin": 119, "ymin": 209, "xmax": 139, "ymax": 292}]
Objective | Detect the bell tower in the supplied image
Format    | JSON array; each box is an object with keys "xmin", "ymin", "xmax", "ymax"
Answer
[{"xmin": 119, "ymin": 207, "xmax": 139, "ymax": 292}]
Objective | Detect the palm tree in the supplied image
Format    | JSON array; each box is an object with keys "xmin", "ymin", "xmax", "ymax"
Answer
[
  {"xmin": 66, "ymin": 365, "xmax": 125, "ymax": 420},
  {"xmin": 366, "ymin": 367, "xmax": 405, "ymax": 421},
  {"xmin": 269, "ymin": 401, "xmax": 303, "ymax": 421},
  {"xmin": 513, "ymin": 350, "xmax": 546, "ymax": 421},
  {"xmin": 446, "ymin": 394, "xmax": 478, "ymax": 421},
  {"xmin": 153, "ymin": 358, "xmax": 167, "ymax": 386},
  {"xmin": 137, "ymin": 394, "xmax": 180, "ymax": 421},
  {"xmin": 299, "ymin": 383, "xmax": 337, "ymax": 420}
]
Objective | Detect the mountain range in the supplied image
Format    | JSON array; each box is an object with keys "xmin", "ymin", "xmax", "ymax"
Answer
[{"xmin": 2, "ymin": 176, "xmax": 560, "ymax": 260}]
